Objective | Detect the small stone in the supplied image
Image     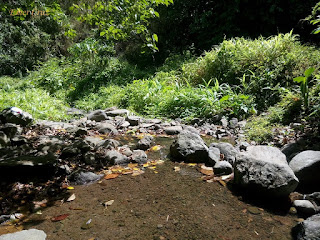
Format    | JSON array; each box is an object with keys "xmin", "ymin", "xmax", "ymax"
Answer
[
  {"xmin": 87, "ymin": 110, "xmax": 108, "ymax": 122},
  {"xmin": 293, "ymin": 200, "xmax": 316, "ymax": 217},
  {"xmin": 213, "ymin": 160, "xmax": 233, "ymax": 175},
  {"xmin": 137, "ymin": 135, "xmax": 154, "ymax": 150},
  {"xmin": 164, "ymin": 126, "xmax": 183, "ymax": 135},
  {"xmin": 126, "ymin": 116, "xmax": 140, "ymax": 126},
  {"xmin": 106, "ymin": 109, "xmax": 129, "ymax": 117},
  {"xmin": 73, "ymin": 172, "xmax": 104, "ymax": 185},
  {"xmin": 289, "ymin": 207, "xmax": 298, "ymax": 215},
  {"xmin": 0, "ymin": 229, "xmax": 46, "ymax": 240},
  {"xmin": 157, "ymin": 224, "xmax": 163, "ymax": 229},
  {"xmin": 75, "ymin": 128, "xmax": 88, "ymax": 137},
  {"xmin": 131, "ymin": 150, "xmax": 148, "ymax": 164},
  {"xmin": 247, "ymin": 206, "xmax": 261, "ymax": 215}
]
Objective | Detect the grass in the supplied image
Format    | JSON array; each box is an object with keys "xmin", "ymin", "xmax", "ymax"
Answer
[{"xmin": 1, "ymin": 32, "xmax": 319, "ymax": 137}]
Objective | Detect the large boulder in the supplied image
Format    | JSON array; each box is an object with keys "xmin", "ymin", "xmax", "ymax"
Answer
[
  {"xmin": 170, "ymin": 131, "xmax": 216, "ymax": 165},
  {"xmin": 0, "ymin": 229, "xmax": 46, "ymax": 240},
  {"xmin": 0, "ymin": 107, "xmax": 33, "ymax": 126},
  {"xmin": 292, "ymin": 213, "xmax": 320, "ymax": 240},
  {"xmin": 289, "ymin": 151, "xmax": 320, "ymax": 191},
  {"xmin": 234, "ymin": 146, "xmax": 299, "ymax": 197}
]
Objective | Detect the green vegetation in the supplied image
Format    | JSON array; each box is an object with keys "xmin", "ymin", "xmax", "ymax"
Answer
[{"xmin": 1, "ymin": 0, "xmax": 320, "ymax": 142}]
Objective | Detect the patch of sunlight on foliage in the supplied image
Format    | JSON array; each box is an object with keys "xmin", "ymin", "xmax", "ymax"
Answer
[
  {"xmin": 181, "ymin": 32, "xmax": 320, "ymax": 110},
  {"xmin": 0, "ymin": 87, "xmax": 69, "ymax": 121},
  {"xmin": 245, "ymin": 116, "xmax": 278, "ymax": 144}
]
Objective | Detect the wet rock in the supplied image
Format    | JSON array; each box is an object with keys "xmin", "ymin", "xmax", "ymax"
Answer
[
  {"xmin": 126, "ymin": 116, "xmax": 140, "ymax": 126},
  {"xmin": 289, "ymin": 151, "xmax": 320, "ymax": 191},
  {"xmin": 214, "ymin": 161, "xmax": 233, "ymax": 175},
  {"xmin": 97, "ymin": 123, "xmax": 118, "ymax": 135},
  {"xmin": 0, "ymin": 123, "xmax": 21, "ymax": 138},
  {"xmin": 234, "ymin": 146, "xmax": 299, "ymax": 197},
  {"xmin": 87, "ymin": 110, "xmax": 108, "ymax": 122},
  {"xmin": 106, "ymin": 150, "xmax": 129, "ymax": 165},
  {"xmin": 136, "ymin": 135, "xmax": 154, "ymax": 150},
  {"xmin": 164, "ymin": 126, "xmax": 183, "ymax": 135},
  {"xmin": 106, "ymin": 109, "xmax": 129, "ymax": 117},
  {"xmin": 210, "ymin": 142, "xmax": 238, "ymax": 165},
  {"xmin": 0, "ymin": 107, "xmax": 33, "ymax": 126},
  {"xmin": 292, "ymin": 213, "xmax": 320, "ymax": 240},
  {"xmin": 131, "ymin": 150, "xmax": 148, "ymax": 164},
  {"xmin": 170, "ymin": 131, "xmax": 213, "ymax": 165},
  {"xmin": 0, "ymin": 229, "xmax": 46, "ymax": 240},
  {"xmin": 293, "ymin": 200, "xmax": 316, "ymax": 217},
  {"xmin": 73, "ymin": 171, "xmax": 104, "ymax": 185}
]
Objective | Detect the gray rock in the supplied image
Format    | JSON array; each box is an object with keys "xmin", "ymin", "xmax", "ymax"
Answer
[
  {"xmin": 118, "ymin": 146, "xmax": 133, "ymax": 157},
  {"xmin": 137, "ymin": 135, "xmax": 154, "ymax": 150},
  {"xmin": 208, "ymin": 147, "xmax": 220, "ymax": 164},
  {"xmin": 75, "ymin": 128, "xmax": 88, "ymax": 137},
  {"xmin": 281, "ymin": 142, "xmax": 303, "ymax": 162},
  {"xmin": 234, "ymin": 146, "xmax": 299, "ymax": 197},
  {"xmin": 183, "ymin": 126, "xmax": 200, "ymax": 135},
  {"xmin": 214, "ymin": 161, "xmax": 233, "ymax": 175},
  {"xmin": 293, "ymin": 200, "xmax": 317, "ymax": 217},
  {"xmin": 289, "ymin": 151, "xmax": 320, "ymax": 190},
  {"xmin": 220, "ymin": 117, "xmax": 228, "ymax": 128},
  {"xmin": 292, "ymin": 213, "xmax": 320, "ymax": 240},
  {"xmin": 126, "ymin": 116, "xmax": 140, "ymax": 126},
  {"xmin": 98, "ymin": 139, "xmax": 120, "ymax": 149},
  {"xmin": 131, "ymin": 150, "xmax": 148, "ymax": 164},
  {"xmin": 0, "ymin": 131, "xmax": 9, "ymax": 148},
  {"xmin": 84, "ymin": 136, "xmax": 104, "ymax": 148},
  {"xmin": 74, "ymin": 171, "xmax": 103, "ymax": 185},
  {"xmin": 170, "ymin": 131, "xmax": 213, "ymax": 165},
  {"xmin": 106, "ymin": 150, "xmax": 129, "ymax": 165},
  {"xmin": 305, "ymin": 192, "xmax": 320, "ymax": 206},
  {"xmin": 0, "ymin": 229, "xmax": 46, "ymax": 240},
  {"xmin": 164, "ymin": 126, "xmax": 183, "ymax": 135},
  {"xmin": 0, "ymin": 123, "xmax": 21, "ymax": 138},
  {"xmin": 61, "ymin": 146, "xmax": 80, "ymax": 158},
  {"xmin": 0, "ymin": 107, "xmax": 33, "ymax": 126},
  {"xmin": 139, "ymin": 123, "xmax": 155, "ymax": 129},
  {"xmin": 210, "ymin": 142, "xmax": 238, "ymax": 165},
  {"xmin": 97, "ymin": 123, "xmax": 118, "ymax": 135},
  {"xmin": 239, "ymin": 142, "xmax": 250, "ymax": 151},
  {"xmin": 106, "ymin": 109, "xmax": 129, "ymax": 117},
  {"xmin": 83, "ymin": 152, "xmax": 96, "ymax": 165},
  {"xmin": 119, "ymin": 121, "xmax": 130, "ymax": 128},
  {"xmin": 67, "ymin": 107, "xmax": 85, "ymax": 116},
  {"xmin": 229, "ymin": 118, "xmax": 238, "ymax": 129},
  {"xmin": 87, "ymin": 110, "xmax": 108, "ymax": 122},
  {"xmin": 11, "ymin": 136, "xmax": 27, "ymax": 146}
]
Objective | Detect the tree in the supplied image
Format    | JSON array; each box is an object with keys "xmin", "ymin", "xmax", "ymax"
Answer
[{"xmin": 70, "ymin": 0, "xmax": 173, "ymax": 52}]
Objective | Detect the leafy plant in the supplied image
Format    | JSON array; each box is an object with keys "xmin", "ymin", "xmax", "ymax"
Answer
[{"xmin": 293, "ymin": 67, "xmax": 315, "ymax": 111}]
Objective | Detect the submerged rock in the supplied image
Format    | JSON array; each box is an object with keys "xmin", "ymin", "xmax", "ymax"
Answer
[{"xmin": 234, "ymin": 146, "xmax": 299, "ymax": 197}]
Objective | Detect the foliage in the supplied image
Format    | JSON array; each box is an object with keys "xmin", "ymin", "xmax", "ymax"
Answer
[
  {"xmin": 181, "ymin": 33, "xmax": 320, "ymax": 110},
  {"xmin": 293, "ymin": 67, "xmax": 315, "ymax": 111},
  {"xmin": 307, "ymin": 1, "xmax": 320, "ymax": 34},
  {"xmin": 0, "ymin": 76, "xmax": 69, "ymax": 121},
  {"xmin": 70, "ymin": 0, "xmax": 173, "ymax": 52}
]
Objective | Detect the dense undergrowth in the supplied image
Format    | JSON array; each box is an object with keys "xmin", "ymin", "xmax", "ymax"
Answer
[{"xmin": 0, "ymin": 33, "xmax": 320, "ymax": 142}]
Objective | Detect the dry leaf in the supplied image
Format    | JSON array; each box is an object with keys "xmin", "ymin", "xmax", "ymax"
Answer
[
  {"xmin": 132, "ymin": 170, "xmax": 144, "ymax": 176},
  {"xmin": 67, "ymin": 193, "xmax": 76, "ymax": 202},
  {"xmin": 187, "ymin": 163, "xmax": 197, "ymax": 167},
  {"xmin": 0, "ymin": 225, "xmax": 23, "ymax": 235},
  {"xmin": 150, "ymin": 145, "xmax": 162, "ymax": 151},
  {"xmin": 217, "ymin": 180, "xmax": 227, "ymax": 187},
  {"xmin": 104, "ymin": 173, "xmax": 120, "ymax": 180},
  {"xmin": 67, "ymin": 186, "xmax": 74, "ymax": 190},
  {"xmin": 200, "ymin": 166, "xmax": 214, "ymax": 176},
  {"xmin": 104, "ymin": 200, "xmax": 114, "ymax": 207},
  {"xmin": 128, "ymin": 163, "xmax": 138, "ymax": 168},
  {"xmin": 51, "ymin": 214, "xmax": 69, "ymax": 222}
]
